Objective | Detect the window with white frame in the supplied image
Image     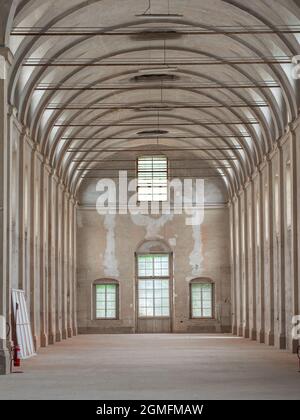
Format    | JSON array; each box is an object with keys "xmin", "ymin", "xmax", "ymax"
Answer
[
  {"xmin": 137, "ymin": 254, "xmax": 170, "ymax": 317},
  {"xmin": 95, "ymin": 283, "xmax": 118, "ymax": 319},
  {"xmin": 137, "ymin": 155, "xmax": 168, "ymax": 201},
  {"xmin": 190, "ymin": 281, "xmax": 214, "ymax": 318}
]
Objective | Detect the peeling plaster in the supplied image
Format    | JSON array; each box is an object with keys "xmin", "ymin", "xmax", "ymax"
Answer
[
  {"xmin": 103, "ymin": 214, "xmax": 119, "ymax": 277},
  {"xmin": 130, "ymin": 213, "xmax": 174, "ymax": 239},
  {"xmin": 189, "ymin": 224, "xmax": 203, "ymax": 278},
  {"xmin": 168, "ymin": 237, "xmax": 177, "ymax": 247}
]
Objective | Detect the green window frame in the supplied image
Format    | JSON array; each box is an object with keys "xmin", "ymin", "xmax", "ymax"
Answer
[
  {"xmin": 137, "ymin": 254, "xmax": 170, "ymax": 318},
  {"xmin": 95, "ymin": 283, "xmax": 118, "ymax": 319},
  {"xmin": 137, "ymin": 155, "xmax": 168, "ymax": 202},
  {"xmin": 190, "ymin": 282, "xmax": 214, "ymax": 318}
]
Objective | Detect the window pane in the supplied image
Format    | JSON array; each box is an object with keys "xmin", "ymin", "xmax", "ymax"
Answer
[
  {"xmin": 96, "ymin": 284, "xmax": 117, "ymax": 319},
  {"xmin": 106, "ymin": 310, "xmax": 116, "ymax": 318},
  {"xmin": 146, "ymin": 307, "xmax": 154, "ymax": 316},
  {"xmin": 137, "ymin": 156, "xmax": 168, "ymax": 202},
  {"xmin": 191, "ymin": 283, "xmax": 213, "ymax": 318},
  {"xmin": 192, "ymin": 309, "xmax": 201, "ymax": 317},
  {"xmin": 138, "ymin": 255, "xmax": 170, "ymax": 318},
  {"xmin": 203, "ymin": 309, "xmax": 212, "ymax": 317},
  {"xmin": 138, "ymin": 276, "xmax": 170, "ymax": 317},
  {"xmin": 139, "ymin": 280, "xmax": 146, "ymax": 289},
  {"xmin": 161, "ymin": 307, "xmax": 169, "ymax": 316},
  {"xmin": 96, "ymin": 310, "xmax": 106, "ymax": 318}
]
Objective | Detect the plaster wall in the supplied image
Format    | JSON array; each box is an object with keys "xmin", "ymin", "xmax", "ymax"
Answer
[{"xmin": 77, "ymin": 178, "xmax": 231, "ymax": 334}]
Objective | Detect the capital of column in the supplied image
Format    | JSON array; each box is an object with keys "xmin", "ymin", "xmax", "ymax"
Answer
[
  {"xmin": 278, "ymin": 129, "xmax": 291, "ymax": 148},
  {"xmin": 51, "ymin": 170, "xmax": 59, "ymax": 184},
  {"xmin": 289, "ymin": 114, "xmax": 300, "ymax": 132},
  {"xmin": 250, "ymin": 168, "xmax": 259, "ymax": 181},
  {"xmin": 0, "ymin": 47, "xmax": 13, "ymax": 82},
  {"xmin": 34, "ymin": 147, "xmax": 45, "ymax": 164},
  {"xmin": 258, "ymin": 155, "xmax": 269, "ymax": 172},
  {"xmin": 0, "ymin": 47, "xmax": 13, "ymax": 64},
  {"xmin": 44, "ymin": 160, "xmax": 53, "ymax": 176},
  {"xmin": 243, "ymin": 176, "xmax": 252, "ymax": 189},
  {"xmin": 58, "ymin": 179, "xmax": 67, "ymax": 193}
]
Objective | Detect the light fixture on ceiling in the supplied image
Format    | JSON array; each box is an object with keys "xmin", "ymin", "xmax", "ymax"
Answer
[
  {"xmin": 135, "ymin": 106, "xmax": 174, "ymax": 112},
  {"xmin": 138, "ymin": 67, "xmax": 178, "ymax": 75},
  {"xmin": 135, "ymin": 13, "xmax": 183, "ymax": 19},
  {"xmin": 137, "ymin": 129, "xmax": 169, "ymax": 135},
  {"xmin": 130, "ymin": 29, "xmax": 181, "ymax": 40}
]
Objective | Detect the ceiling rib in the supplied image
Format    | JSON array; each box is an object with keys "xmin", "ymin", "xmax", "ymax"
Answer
[
  {"xmin": 22, "ymin": 56, "xmax": 292, "ymax": 66},
  {"xmin": 11, "ymin": 25, "xmax": 300, "ymax": 36}
]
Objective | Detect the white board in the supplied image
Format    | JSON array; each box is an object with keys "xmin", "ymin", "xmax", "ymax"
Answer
[{"xmin": 12, "ymin": 289, "xmax": 36, "ymax": 359}]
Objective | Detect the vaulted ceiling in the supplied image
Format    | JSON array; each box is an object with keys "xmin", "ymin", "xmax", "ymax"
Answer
[{"xmin": 4, "ymin": 0, "xmax": 300, "ymax": 197}]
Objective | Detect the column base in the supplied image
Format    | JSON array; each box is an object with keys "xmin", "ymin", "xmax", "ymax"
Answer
[
  {"xmin": 267, "ymin": 331, "xmax": 274, "ymax": 346},
  {"xmin": 243, "ymin": 327, "xmax": 250, "ymax": 338},
  {"xmin": 67, "ymin": 327, "xmax": 73, "ymax": 338},
  {"xmin": 48, "ymin": 332, "xmax": 56, "ymax": 345},
  {"xmin": 279, "ymin": 334, "xmax": 286, "ymax": 349},
  {"xmin": 232, "ymin": 325, "xmax": 237, "ymax": 335},
  {"xmin": 250, "ymin": 328, "xmax": 257, "ymax": 341},
  {"xmin": 33, "ymin": 335, "xmax": 40, "ymax": 351},
  {"xmin": 55, "ymin": 331, "xmax": 62, "ymax": 342},
  {"xmin": 62, "ymin": 328, "xmax": 67, "ymax": 340},
  {"xmin": 0, "ymin": 345, "xmax": 11, "ymax": 375},
  {"xmin": 238, "ymin": 326, "xmax": 243, "ymax": 337},
  {"xmin": 258, "ymin": 330, "xmax": 265, "ymax": 343},
  {"xmin": 40, "ymin": 333, "xmax": 48, "ymax": 347},
  {"xmin": 72, "ymin": 326, "xmax": 78, "ymax": 336}
]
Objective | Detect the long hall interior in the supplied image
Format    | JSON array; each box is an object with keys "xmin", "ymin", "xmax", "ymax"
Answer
[{"xmin": 0, "ymin": 0, "xmax": 300, "ymax": 400}]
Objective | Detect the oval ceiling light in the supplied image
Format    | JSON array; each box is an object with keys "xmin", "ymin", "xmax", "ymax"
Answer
[
  {"xmin": 130, "ymin": 29, "xmax": 181, "ymax": 40},
  {"xmin": 135, "ymin": 13, "xmax": 183, "ymax": 19},
  {"xmin": 132, "ymin": 73, "xmax": 178, "ymax": 83},
  {"xmin": 138, "ymin": 67, "xmax": 178, "ymax": 74},
  {"xmin": 135, "ymin": 105, "xmax": 174, "ymax": 111},
  {"xmin": 137, "ymin": 129, "xmax": 169, "ymax": 135}
]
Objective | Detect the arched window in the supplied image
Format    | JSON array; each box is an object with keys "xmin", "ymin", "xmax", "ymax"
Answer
[
  {"xmin": 93, "ymin": 279, "xmax": 119, "ymax": 319},
  {"xmin": 190, "ymin": 278, "xmax": 214, "ymax": 319}
]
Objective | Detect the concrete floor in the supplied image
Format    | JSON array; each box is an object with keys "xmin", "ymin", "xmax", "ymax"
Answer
[{"xmin": 0, "ymin": 334, "xmax": 300, "ymax": 400}]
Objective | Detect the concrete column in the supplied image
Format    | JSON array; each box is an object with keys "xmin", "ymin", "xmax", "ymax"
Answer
[
  {"xmin": 249, "ymin": 178, "xmax": 257, "ymax": 340},
  {"xmin": 289, "ymin": 120, "xmax": 299, "ymax": 353},
  {"xmin": 265, "ymin": 158, "xmax": 275, "ymax": 346},
  {"xmin": 0, "ymin": 47, "xmax": 13, "ymax": 374},
  {"xmin": 242, "ymin": 185, "xmax": 250, "ymax": 338},
  {"xmin": 59, "ymin": 183, "xmax": 67, "ymax": 339},
  {"xmin": 17, "ymin": 126, "xmax": 25, "ymax": 293},
  {"xmin": 257, "ymin": 168, "xmax": 265, "ymax": 343},
  {"xmin": 30, "ymin": 148, "xmax": 43, "ymax": 350},
  {"xmin": 47, "ymin": 168, "xmax": 56, "ymax": 344},
  {"xmin": 277, "ymin": 144, "xmax": 286, "ymax": 349},
  {"xmin": 67, "ymin": 194, "xmax": 73, "ymax": 337},
  {"xmin": 7, "ymin": 108, "xmax": 22, "ymax": 292},
  {"xmin": 237, "ymin": 192, "xmax": 243, "ymax": 336},
  {"xmin": 55, "ymin": 178, "xmax": 62, "ymax": 341},
  {"xmin": 72, "ymin": 199, "xmax": 78, "ymax": 336},
  {"xmin": 39, "ymin": 157, "xmax": 48, "ymax": 347},
  {"xmin": 230, "ymin": 198, "xmax": 237, "ymax": 335}
]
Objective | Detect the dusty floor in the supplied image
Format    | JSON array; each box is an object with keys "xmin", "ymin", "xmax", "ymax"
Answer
[{"xmin": 0, "ymin": 334, "xmax": 300, "ymax": 400}]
